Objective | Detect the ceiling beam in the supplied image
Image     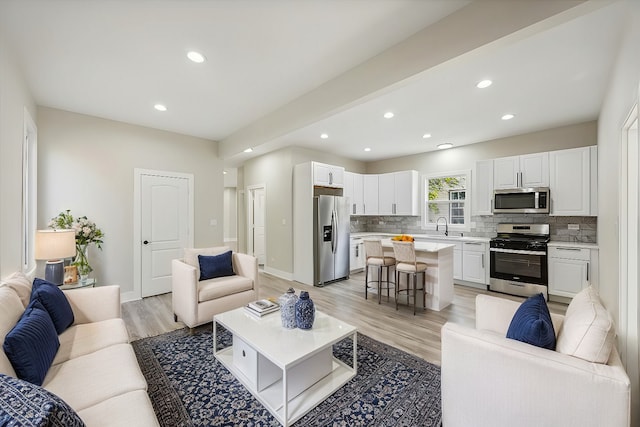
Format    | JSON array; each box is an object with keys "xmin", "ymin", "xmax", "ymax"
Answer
[{"xmin": 220, "ymin": 0, "xmax": 600, "ymax": 163}]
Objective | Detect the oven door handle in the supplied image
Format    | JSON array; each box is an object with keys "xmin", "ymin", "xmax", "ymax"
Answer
[{"xmin": 490, "ymin": 248, "xmax": 546, "ymax": 256}]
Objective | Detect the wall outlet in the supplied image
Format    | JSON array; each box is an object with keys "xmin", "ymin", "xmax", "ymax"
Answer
[{"xmin": 568, "ymin": 224, "xmax": 579, "ymax": 230}]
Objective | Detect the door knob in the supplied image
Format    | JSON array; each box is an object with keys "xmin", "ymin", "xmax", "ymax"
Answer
[{"xmin": 143, "ymin": 240, "xmax": 149, "ymax": 245}]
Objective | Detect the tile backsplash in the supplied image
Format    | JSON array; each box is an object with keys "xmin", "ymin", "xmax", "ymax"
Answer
[{"xmin": 350, "ymin": 214, "xmax": 597, "ymax": 243}]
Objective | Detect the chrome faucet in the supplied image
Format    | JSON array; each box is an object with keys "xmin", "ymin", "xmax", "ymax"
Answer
[{"xmin": 436, "ymin": 217, "xmax": 448, "ymax": 236}]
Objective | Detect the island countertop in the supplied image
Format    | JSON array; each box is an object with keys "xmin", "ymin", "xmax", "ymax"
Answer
[{"xmin": 380, "ymin": 238, "xmax": 455, "ymax": 253}]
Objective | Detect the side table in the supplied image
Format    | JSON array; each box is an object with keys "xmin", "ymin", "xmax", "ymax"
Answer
[{"xmin": 60, "ymin": 278, "xmax": 96, "ymax": 290}]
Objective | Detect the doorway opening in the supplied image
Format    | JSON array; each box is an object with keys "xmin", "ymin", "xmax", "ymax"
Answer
[
  {"xmin": 619, "ymin": 103, "xmax": 639, "ymax": 424},
  {"xmin": 247, "ymin": 185, "xmax": 266, "ymax": 266}
]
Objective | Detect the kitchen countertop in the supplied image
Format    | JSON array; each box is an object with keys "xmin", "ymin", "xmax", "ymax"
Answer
[
  {"xmin": 351, "ymin": 232, "xmax": 491, "ymax": 243},
  {"xmin": 379, "ymin": 238, "xmax": 455, "ymax": 253},
  {"xmin": 548, "ymin": 241, "xmax": 599, "ymax": 249}
]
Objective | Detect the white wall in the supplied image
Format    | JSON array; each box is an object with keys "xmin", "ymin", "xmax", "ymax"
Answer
[
  {"xmin": 37, "ymin": 107, "xmax": 223, "ymax": 296},
  {"xmin": 0, "ymin": 36, "xmax": 37, "ymax": 277},
  {"xmin": 598, "ymin": 0, "xmax": 640, "ymax": 323},
  {"xmin": 241, "ymin": 146, "xmax": 365, "ymax": 276},
  {"xmin": 365, "ymin": 121, "xmax": 597, "ymax": 174}
]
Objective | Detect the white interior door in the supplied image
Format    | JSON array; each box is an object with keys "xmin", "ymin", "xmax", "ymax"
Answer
[
  {"xmin": 141, "ymin": 173, "xmax": 190, "ymax": 297},
  {"xmin": 248, "ymin": 186, "xmax": 266, "ymax": 265}
]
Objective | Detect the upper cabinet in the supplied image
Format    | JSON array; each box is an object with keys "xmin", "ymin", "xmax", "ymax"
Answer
[
  {"xmin": 344, "ymin": 170, "xmax": 418, "ymax": 216},
  {"xmin": 313, "ymin": 162, "xmax": 344, "ymax": 188},
  {"xmin": 344, "ymin": 171, "xmax": 364, "ymax": 215},
  {"xmin": 549, "ymin": 146, "xmax": 597, "ymax": 216},
  {"xmin": 493, "ymin": 153, "xmax": 549, "ymax": 189},
  {"xmin": 363, "ymin": 174, "xmax": 379, "ymax": 215},
  {"xmin": 472, "ymin": 159, "xmax": 494, "ymax": 216},
  {"xmin": 378, "ymin": 171, "xmax": 419, "ymax": 216}
]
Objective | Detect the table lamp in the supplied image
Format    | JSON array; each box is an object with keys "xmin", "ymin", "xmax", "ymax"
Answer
[{"xmin": 35, "ymin": 230, "xmax": 76, "ymax": 286}]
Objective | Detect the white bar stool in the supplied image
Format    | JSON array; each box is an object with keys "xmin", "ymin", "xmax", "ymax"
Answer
[
  {"xmin": 392, "ymin": 240, "xmax": 428, "ymax": 315},
  {"xmin": 363, "ymin": 240, "xmax": 395, "ymax": 303}
]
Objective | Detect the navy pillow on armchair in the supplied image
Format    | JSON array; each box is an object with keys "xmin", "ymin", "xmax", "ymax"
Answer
[
  {"xmin": 198, "ymin": 251, "xmax": 235, "ymax": 281},
  {"xmin": 506, "ymin": 293, "xmax": 556, "ymax": 350}
]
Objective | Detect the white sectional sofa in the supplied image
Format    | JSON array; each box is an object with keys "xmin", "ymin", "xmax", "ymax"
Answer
[
  {"xmin": 0, "ymin": 272, "xmax": 158, "ymax": 426},
  {"xmin": 441, "ymin": 290, "xmax": 631, "ymax": 427}
]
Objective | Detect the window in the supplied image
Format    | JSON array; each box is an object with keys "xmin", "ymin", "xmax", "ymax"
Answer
[
  {"xmin": 423, "ymin": 171, "xmax": 470, "ymax": 230},
  {"xmin": 22, "ymin": 109, "xmax": 38, "ymax": 274}
]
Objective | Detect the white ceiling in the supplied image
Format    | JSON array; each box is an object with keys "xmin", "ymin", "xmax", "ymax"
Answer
[{"xmin": 0, "ymin": 0, "xmax": 626, "ymax": 166}]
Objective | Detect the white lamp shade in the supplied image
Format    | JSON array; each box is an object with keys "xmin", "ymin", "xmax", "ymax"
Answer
[{"xmin": 35, "ymin": 230, "xmax": 77, "ymax": 260}]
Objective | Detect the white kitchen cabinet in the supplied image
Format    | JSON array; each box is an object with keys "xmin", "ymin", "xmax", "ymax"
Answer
[
  {"xmin": 378, "ymin": 170, "xmax": 419, "ymax": 216},
  {"xmin": 313, "ymin": 162, "xmax": 344, "ymax": 188},
  {"xmin": 363, "ymin": 174, "xmax": 379, "ymax": 215},
  {"xmin": 472, "ymin": 159, "xmax": 494, "ymax": 215},
  {"xmin": 452, "ymin": 242, "xmax": 463, "ymax": 281},
  {"xmin": 462, "ymin": 241, "xmax": 487, "ymax": 284},
  {"xmin": 350, "ymin": 238, "xmax": 365, "ymax": 272},
  {"xmin": 344, "ymin": 172, "xmax": 364, "ymax": 215},
  {"xmin": 493, "ymin": 153, "xmax": 549, "ymax": 189},
  {"xmin": 548, "ymin": 245, "xmax": 597, "ymax": 298},
  {"xmin": 549, "ymin": 146, "xmax": 597, "ymax": 216}
]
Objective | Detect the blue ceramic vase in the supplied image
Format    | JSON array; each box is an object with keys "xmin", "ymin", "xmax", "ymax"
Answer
[
  {"xmin": 278, "ymin": 287, "xmax": 298, "ymax": 329},
  {"xmin": 295, "ymin": 291, "xmax": 315, "ymax": 329}
]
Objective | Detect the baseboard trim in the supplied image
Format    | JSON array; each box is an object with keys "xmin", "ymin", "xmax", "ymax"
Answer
[
  {"xmin": 121, "ymin": 290, "xmax": 141, "ymax": 303},
  {"xmin": 262, "ymin": 266, "xmax": 293, "ymax": 281}
]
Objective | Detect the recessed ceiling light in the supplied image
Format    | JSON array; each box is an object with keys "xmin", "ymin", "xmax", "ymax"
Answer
[
  {"xmin": 364, "ymin": 147, "xmax": 371, "ymax": 152},
  {"xmin": 502, "ymin": 113, "xmax": 515, "ymax": 120},
  {"xmin": 437, "ymin": 143, "xmax": 454, "ymax": 150},
  {"xmin": 243, "ymin": 148, "xmax": 253, "ymax": 153},
  {"xmin": 187, "ymin": 51, "xmax": 206, "ymax": 63},
  {"xmin": 320, "ymin": 133, "xmax": 329, "ymax": 139},
  {"xmin": 223, "ymin": 171, "xmax": 227, "ymax": 175},
  {"xmin": 477, "ymin": 79, "xmax": 493, "ymax": 89},
  {"xmin": 383, "ymin": 112, "xmax": 394, "ymax": 119},
  {"xmin": 154, "ymin": 104, "xmax": 167, "ymax": 112},
  {"xmin": 422, "ymin": 133, "xmax": 432, "ymax": 139}
]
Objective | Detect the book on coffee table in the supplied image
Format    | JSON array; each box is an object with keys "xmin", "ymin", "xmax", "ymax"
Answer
[{"xmin": 245, "ymin": 299, "xmax": 279, "ymax": 317}]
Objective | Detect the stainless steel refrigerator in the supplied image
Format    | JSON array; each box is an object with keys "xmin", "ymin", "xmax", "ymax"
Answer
[{"xmin": 313, "ymin": 195, "xmax": 350, "ymax": 286}]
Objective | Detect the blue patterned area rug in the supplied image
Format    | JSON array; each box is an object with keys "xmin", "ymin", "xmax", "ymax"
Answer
[{"xmin": 132, "ymin": 325, "xmax": 442, "ymax": 426}]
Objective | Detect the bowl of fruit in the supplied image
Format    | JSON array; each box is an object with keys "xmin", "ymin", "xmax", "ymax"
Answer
[{"xmin": 391, "ymin": 234, "xmax": 414, "ymax": 242}]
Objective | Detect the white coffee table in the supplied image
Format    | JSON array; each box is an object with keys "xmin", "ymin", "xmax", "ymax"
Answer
[{"xmin": 213, "ymin": 308, "xmax": 357, "ymax": 427}]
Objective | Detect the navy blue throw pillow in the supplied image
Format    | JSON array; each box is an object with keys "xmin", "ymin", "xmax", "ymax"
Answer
[
  {"xmin": 31, "ymin": 278, "xmax": 75, "ymax": 334},
  {"xmin": 0, "ymin": 373, "xmax": 85, "ymax": 426},
  {"xmin": 506, "ymin": 293, "xmax": 556, "ymax": 350},
  {"xmin": 3, "ymin": 299, "xmax": 60, "ymax": 386},
  {"xmin": 198, "ymin": 251, "xmax": 235, "ymax": 281}
]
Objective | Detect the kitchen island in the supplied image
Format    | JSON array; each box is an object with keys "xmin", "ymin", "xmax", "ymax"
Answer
[{"xmin": 380, "ymin": 238, "xmax": 455, "ymax": 311}]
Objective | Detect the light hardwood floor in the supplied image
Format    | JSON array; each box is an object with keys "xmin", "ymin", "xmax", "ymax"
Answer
[{"xmin": 121, "ymin": 271, "xmax": 567, "ymax": 366}]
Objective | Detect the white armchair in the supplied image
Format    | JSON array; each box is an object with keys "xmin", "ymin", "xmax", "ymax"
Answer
[
  {"xmin": 441, "ymin": 294, "xmax": 630, "ymax": 427},
  {"xmin": 172, "ymin": 246, "xmax": 258, "ymax": 329}
]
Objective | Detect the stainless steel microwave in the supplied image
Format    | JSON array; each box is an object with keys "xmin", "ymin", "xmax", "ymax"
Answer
[{"xmin": 493, "ymin": 187, "xmax": 550, "ymax": 214}]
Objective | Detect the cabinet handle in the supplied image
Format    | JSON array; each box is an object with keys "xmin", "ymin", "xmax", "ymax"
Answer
[
  {"xmin": 392, "ymin": 203, "xmax": 396, "ymax": 214},
  {"xmin": 329, "ymin": 171, "xmax": 333, "ymax": 185},
  {"xmin": 482, "ymin": 254, "xmax": 485, "ymax": 269},
  {"xmin": 353, "ymin": 204, "xmax": 356, "ymax": 214},
  {"xmin": 355, "ymin": 245, "xmax": 359, "ymax": 257},
  {"xmin": 556, "ymin": 247, "xmax": 581, "ymax": 251},
  {"xmin": 586, "ymin": 262, "xmax": 589, "ymax": 281},
  {"xmin": 465, "ymin": 242, "xmax": 482, "ymax": 245}
]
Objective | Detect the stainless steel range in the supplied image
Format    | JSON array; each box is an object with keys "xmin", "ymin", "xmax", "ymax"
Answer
[{"xmin": 489, "ymin": 223, "xmax": 549, "ymax": 299}]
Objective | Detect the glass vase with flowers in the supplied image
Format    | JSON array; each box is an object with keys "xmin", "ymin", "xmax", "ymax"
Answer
[{"xmin": 48, "ymin": 210, "xmax": 104, "ymax": 282}]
